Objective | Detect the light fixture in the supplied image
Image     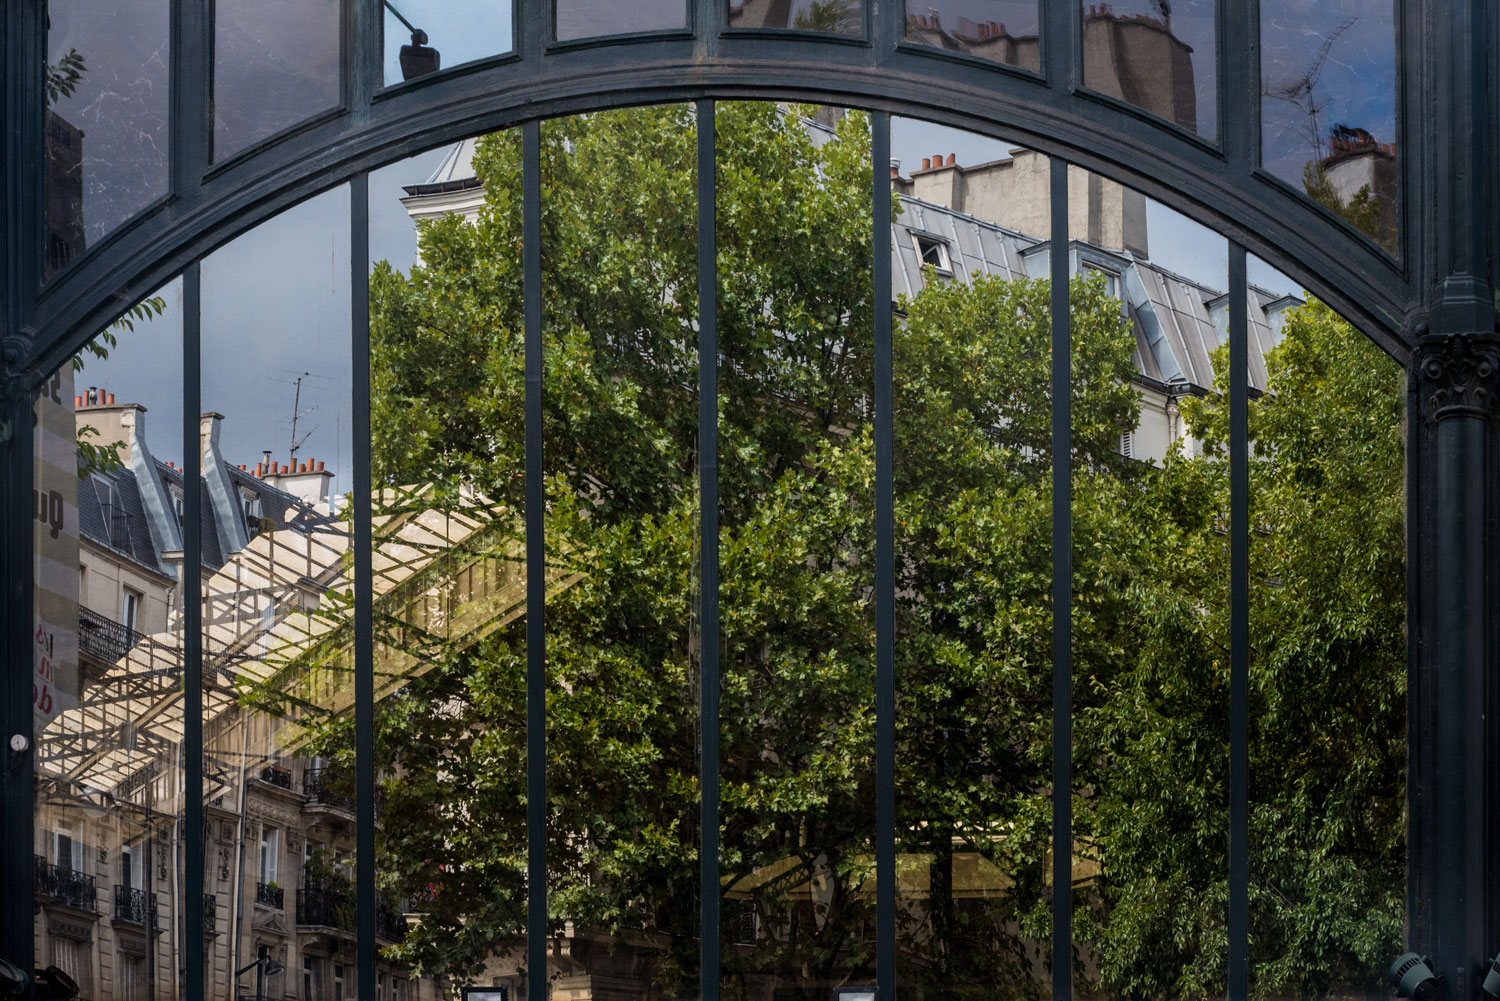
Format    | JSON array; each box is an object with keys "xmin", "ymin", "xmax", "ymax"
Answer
[
  {"xmin": 1480, "ymin": 955, "xmax": 1500, "ymax": 1000},
  {"xmin": 1391, "ymin": 953, "xmax": 1439, "ymax": 1001},
  {"xmin": 385, "ymin": 1, "xmax": 441, "ymax": 81}
]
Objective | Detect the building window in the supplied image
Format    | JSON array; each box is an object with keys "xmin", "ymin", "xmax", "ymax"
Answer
[
  {"xmin": 51, "ymin": 937, "xmax": 91, "ymax": 998},
  {"xmin": 377, "ymin": 972, "xmax": 387, "ymax": 1001},
  {"xmin": 912, "ymin": 233, "xmax": 952, "ymax": 275},
  {"xmin": 305, "ymin": 956, "xmax": 326, "ymax": 1001},
  {"xmin": 119, "ymin": 953, "xmax": 144, "ymax": 1001},
  {"xmin": 1083, "ymin": 263, "xmax": 1121, "ymax": 299},
  {"xmin": 1119, "ymin": 430, "xmax": 1134, "ymax": 460},
  {"xmin": 121, "ymin": 842, "xmax": 143, "ymax": 890},
  {"xmin": 52, "ymin": 825, "xmax": 79, "ymax": 872},
  {"xmin": 334, "ymin": 964, "xmax": 346, "ymax": 1001},
  {"xmin": 122, "ymin": 587, "xmax": 142, "ymax": 633},
  {"xmin": 259, "ymin": 827, "xmax": 280, "ymax": 886}
]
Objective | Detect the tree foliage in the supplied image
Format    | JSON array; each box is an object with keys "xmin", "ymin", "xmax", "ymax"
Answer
[{"xmin": 320, "ymin": 103, "xmax": 1404, "ymax": 1001}]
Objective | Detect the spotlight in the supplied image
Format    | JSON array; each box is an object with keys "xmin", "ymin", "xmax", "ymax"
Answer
[
  {"xmin": 385, "ymin": 2, "xmax": 441, "ymax": 81},
  {"xmin": 32, "ymin": 965, "xmax": 79, "ymax": 1001},
  {"xmin": 0, "ymin": 957, "xmax": 27, "ymax": 999},
  {"xmin": 1390, "ymin": 953, "xmax": 1439, "ymax": 1001},
  {"xmin": 1480, "ymin": 955, "xmax": 1500, "ymax": 1000}
]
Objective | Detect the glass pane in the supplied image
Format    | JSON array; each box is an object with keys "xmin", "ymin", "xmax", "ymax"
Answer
[
  {"xmin": 1071, "ymin": 193, "xmax": 1232, "ymax": 998},
  {"xmin": 892, "ymin": 130, "xmax": 1054, "ymax": 999},
  {"xmin": 44, "ymin": 0, "xmax": 170, "ymax": 276},
  {"xmin": 380, "ymin": 0, "xmax": 513, "ymax": 86},
  {"xmin": 1260, "ymin": 1, "xmax": 1397, "ymax": 251},
  {"xmin": 365, "ymin": 140, "xmax": 530, "ymax": 990},
  {"xmin": 902, "ymin": 1, "xmax": 1040, "ymax": 71},
  {"xmin": 214, "ymin": 0, "xmax": 341, "ymax": 161},
  {"xmin": 1080, "ymin": 0, "xmax": 1215, "ymax": 137},
  {"xmin": 717, "ymin": 101, "xmax": 875, "ymax": 1001},
  {"xmin": 200, "ymin": 188, "xmax": 358, "ymax": 1001},
  {"xmin": 728, "ymin": 0, "xmax": 864, "ymax": 35},
  {"xmin": 1246, "ymin": 268, "xmax": 1405, "ymax": 999},
  {"xmin": 34, "ymin": 281, "xmax": 185, "ymax": 1001},
  {"xmin": 556, "ymin": 0, "xmax": 687, "ymax": 40},
  {"xmin": 540, "ymin": 105, "xmax": 701, "ymax": 994}
]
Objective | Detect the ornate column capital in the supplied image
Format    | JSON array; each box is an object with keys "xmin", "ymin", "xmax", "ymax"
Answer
[{"xmin": 1416, "ymin": 332, "xmax": 1500, "ymax": 421}]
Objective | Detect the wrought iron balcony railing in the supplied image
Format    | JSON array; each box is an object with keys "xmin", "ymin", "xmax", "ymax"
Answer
[
  {"xmin": 297, "ymin": 885, "xmax": 354, "ymax": 930},
  {"xmin": 203, "ymin": 893, "xmax": 217, "ymax": 935},
  {"xmin": 113, "ymin": 885, "xmax": 156, "ymax": 928},
  {"xmin": 34, "ymin": 856, "xmax": 96, "ymax": 912},
  {"xmin": 258, "ymin": 764, "xmax": 292, "ymax": 789},
  {"xmin": 302, "ymin": 766, "xmax": 354, "ymax": 812},
  {"xmin": 376, "ymin": 900, "xmax": 407, "ymax": 942},
  {"xmin": 78, "ymin": 605, "xmax": 146, "ymax": 663},
  {"xmin": 255, "ymin": 881, "xmax": 284, "ymax": 909}
]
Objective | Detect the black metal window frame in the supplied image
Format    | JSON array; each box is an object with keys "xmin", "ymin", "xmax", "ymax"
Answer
[{"xmin": 3, "ymin": 2, "xmax": 1497, "ymax": 1000}]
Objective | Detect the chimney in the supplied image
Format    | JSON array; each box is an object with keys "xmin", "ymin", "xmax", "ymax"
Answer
[
  {"xmin": 921, "ymin": 157, "xmax": 931, "ymax": 170},
  {"xmin": 947, "ymin": 153, "xmax": 956, "ymax": 166},
  {"xmin": 262, "ymin": 454, "xmax": 336, "ymax": 506}
]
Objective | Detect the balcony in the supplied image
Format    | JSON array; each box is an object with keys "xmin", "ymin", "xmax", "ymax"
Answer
[
  {"xmin": 297, "ymin": 885, "xmax": 353, "ymax": 931},
  {"xmin": 259, "ymin": 764, "xmax": 293, "ymax": 789},
  {"xmin": 376, "ymin": 900, "xmax": 407, "ymax": 943},
  {"xmin": 113, "ymin": 885, "xmax": 157, "ymax": 929},
  {"xmin": 203, "ymin": 893, "xmax": 218, "ymax": 935},
  {"xmin": 78, "ymin": 605, "xmax": 146, "ymax": 663},
  {"xmin": 34, "ymin": 857, "xmax": 96, "ymax": 912},
  {"xmin": 255, "ymin": 882, "xmax": 284, "ymax": 909},
  {"xmin": 303, "ymin": 766, "xmax": 354, "ymax": 812}
]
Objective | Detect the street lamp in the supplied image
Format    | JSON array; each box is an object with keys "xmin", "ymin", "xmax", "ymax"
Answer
[{"xmin": 384, "ymin": 1, "xmax": 441, "ymax": 81}]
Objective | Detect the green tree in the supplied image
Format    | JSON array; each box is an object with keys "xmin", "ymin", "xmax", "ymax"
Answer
[
  {"xmin": 297, "ymin": 102, "xmax": 1404, "ymax": 1001},
  {"xmin": 1078, "ymin": 300, "xmax": 1406, "ymax": 999}
]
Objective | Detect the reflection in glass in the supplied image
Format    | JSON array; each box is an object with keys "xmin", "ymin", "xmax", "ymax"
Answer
[
  {"xmin": 214, "ymin": 0, "xmax": 341, "ymax": 161},
  {"xmin": 728, "ymin": 0, "xmax": 863, "ymax": 35},
  {"xmin": 1067, "ymin": 227, "xmax": 1232, "ymax": 998},
  {"xmin": 1261, "ymin": 1, "xmax": 1397, "ymax": 249},
  {"xmin": 540, "ymin": 106, "xmax": 701, "ymax": 995},
  {"xmin": 365, "ymin": 141, "xmax": 532, "ymax": 990},
  {"xmin": 1080, "ymin": 0, "xmax": 1214, "ymax": 137},
  {"xmin": 902, "ymin": 1, "xmax": 1039, "ymax": 71},
  {"xmin": 45, "ymin": 0, "xmax": 169, "ymax": 275},
  {"xmin": 381, "ymin": 0, "xmax": 513, "ymax": 86},
  {"xmin": 892, "ymin": 168, "xmax": 1055, "ymax": 998},
  {"xmin": 716, "ymin": 102, "xmax": 875, "ymax": 1001},
  {"xmin": 34, "ymin": 284, "xmax": 184, "ymax": 1001},
  {"xmin": 555, "ymin": 0, "xmax": 687, "ymax": 40},
  {"xmin": 200, "ymin": 189, "xmax": 363, "ymax": 1001},
  {"xmin": 1246, "ymin": 295, "xmax": 1405, "ymax": 998}
]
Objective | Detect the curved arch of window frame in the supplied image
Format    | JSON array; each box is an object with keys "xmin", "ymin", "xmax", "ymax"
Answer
[
  {"xmin": 18, "ymin": 0, "xmax": 1417, "ymax": 387},
  {"xmin": 13, "ymin": 4, "xmax": 1422, "ymax": 999}
]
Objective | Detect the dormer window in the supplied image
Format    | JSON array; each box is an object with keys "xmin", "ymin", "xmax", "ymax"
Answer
[{"xmin": 913, "ymin": 233, "xmax": 953, "ymax": 276}]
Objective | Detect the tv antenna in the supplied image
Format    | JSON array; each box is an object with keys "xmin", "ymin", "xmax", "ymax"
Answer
[
  {"xmin": 274, "ymin": 371, "xmax": 329, "ymax": 467},
  {"xmin": 1262, "ymin": 16, "xmax": 1357, "ymax": 164}
]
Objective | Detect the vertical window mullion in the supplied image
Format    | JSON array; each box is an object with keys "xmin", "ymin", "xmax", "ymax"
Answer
[
  {"xmin": 524, "ymin": 116, "xmax": 547, "ymax": 1001},
  {"xmin": 697, "ymin": 97, "xmax": 720, "ymax": 1001},
  {"xmin": 1049, "ymin": 155, "xmax": 1072, "ymax": 1001},
  {"xmin": 353, "ymin": 169, "xmax": 377, "ymax": 1001},
  {"xmin": 1228, "ymin": 242, "xmax": 1249, "ymax": 1001},
  {"xmin": 182, "ymin": 259, "xmax": 204, "ymax": 998},
  {"xmin": 872, "ymin": 108, "xmax": 895, "ymax": 1001}
]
